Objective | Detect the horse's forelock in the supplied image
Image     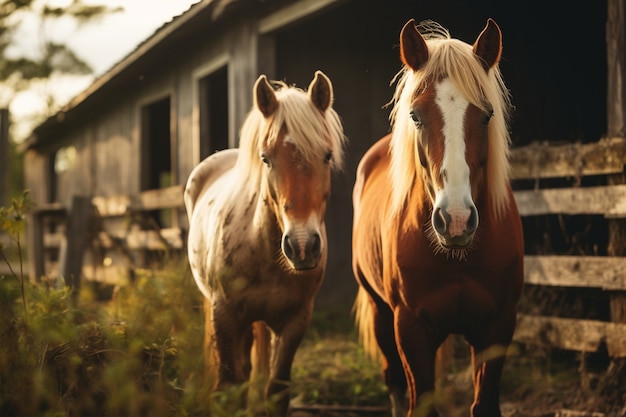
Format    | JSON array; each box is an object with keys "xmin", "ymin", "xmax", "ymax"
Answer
[
  {"xmin": 237, "ymin": 83, "xmax": 346, "ymax": 181},
  {"xmin": 274, "ymin": 87, "xmax": 346, "ymax": 170}
]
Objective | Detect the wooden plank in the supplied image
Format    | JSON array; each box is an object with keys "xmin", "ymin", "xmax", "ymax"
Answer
[
  {"xmin": 32, "ymin": 202, "xmax": 66, "ymax": 216},
  {"xmin": 606, "ymin": 322, "xmax": 626, "ymax": 358},
  {"xmin": 510, "ymin": 137, "xmax": 626, "ymax": 180},
  {"xmin": 606, "ymin": 0, "xmax": 626, "ymax": 138},
  {"xmin": 136, "ymin": 185, "xmax": 184, "ymax": 211},
  {"xmin": 125, "ymin": 228, "xmax": 183, "ymax": 250},
  {"xmin": 515, "ymin": 315, "xmax": 605, "ymax": 352},
  {"xmin": 515, "ymin": 314, "xmax": 626, "ymax": 357},
  {"xmin": 82, "ymin": 263, "xmax": 129, "ymax": 285},
  {"xmin": 91, "ymin": 195, "xmax": 130, "ymax": 217},
  {"xmin": 610, "ymin": 291, "xmax": 626, "ymax": 334},
  {"xmin": 61, "ymin": 196, "xmax": 92, "ymax": 292},
  {"xmin": 28, "ymin": 211, "xmax": 47, "ymax": 283},
  {"xmin": 605, "ymin": 0, "xmax": 626, "ymax": 351},
  {"xmin": 92, "ymin": 185, "xmax": 184, "ymax": 217},
  {"xmin": 258, "ymin": 0, "xmax": 343, "ymax": 34},
  {"xmin": 554, "ymin": 410, "xmax": 605, "ymax": 417},
  {"xmin": 97, "ymin": 228, "xmax": 183, "ymax": 250},
  {"xmin": 524, "ymin": 255, "xmax": 626, "ymax": 291},
  {"xmin": 606, "ymin": 179, "xmax": 626, "ymax": 344},
  {"xmin": 514, "ymin": 184, "xmax": 626, "ymax": 217}
]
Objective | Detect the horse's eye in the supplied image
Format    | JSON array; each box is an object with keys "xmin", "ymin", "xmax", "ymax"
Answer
[
  {"xmin": 410, "ymin": 111, "xmax": 422, "ymax": 128},
  {"xmin": 261, "ymin": 153, "xmax": 270, "ymax": 166},
  {"xmin": 324, "ymin": 151, "xmax": 333, "ymax": 163},
  {"xmin": 483, "ymin": 109, "xmax": 494, "ymax": 125}
]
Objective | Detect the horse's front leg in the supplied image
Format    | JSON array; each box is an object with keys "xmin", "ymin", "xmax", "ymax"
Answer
[
  {"xmin": 266, "ymin": 307, "xmax": 312, "ymax": 416},
  {"xmin": 394, "ymin": 305, "xmax": 444, "ymax": 417},
  {"xmin": 468, "ymin": 310, "xmax": 517, "ymax": 417},
  {"xmin": 211, "ymin": 302, "xmax": 253, "ymax": 388},
  {"xmin": 371, "ymin": 299, "xmax": 408, "ymax": 417}
]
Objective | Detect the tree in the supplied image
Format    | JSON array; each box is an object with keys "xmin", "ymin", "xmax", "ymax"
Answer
[
  {"xmin": 0, "ymin": 0, "xmax": 122, "ymax": 126},
  {"xmin": 0, "ymin": 0, "xmax": 121, "ymax": 201}
]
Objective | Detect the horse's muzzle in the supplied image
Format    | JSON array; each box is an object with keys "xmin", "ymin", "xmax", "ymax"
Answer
[
  {"xmin": 432, "ymin": 204, "xmax": 478, "ymax": 248},
  {"xmin": 282, "ymin": 230, "xmax": 322, "ymax": 270}
]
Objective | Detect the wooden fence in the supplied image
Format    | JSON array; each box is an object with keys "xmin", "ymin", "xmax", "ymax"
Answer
[
  {"xmin": 510, "ymin": 137, "xmax": 626, "ymax": 357},
  {"xmin": 19, "ymin": 137, "xmax": 626, "ymax": 357},
  {"xmin": 27, "ymin": 185, "xmax": 185, "ymax": 289}
]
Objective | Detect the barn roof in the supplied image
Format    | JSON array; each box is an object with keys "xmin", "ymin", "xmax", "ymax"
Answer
[{"xmin": 20, "ymin": 0, "xmax": 255, "ymax": 150}]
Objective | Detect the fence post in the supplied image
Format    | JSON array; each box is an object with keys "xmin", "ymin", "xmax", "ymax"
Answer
[
  {"xmin": 0, "ymin": 109, "xmax": 8, "ymax": 207},
  {"xmin": 61, "ymin": 196, "xmax": 92, "ymax": 295},
  {"xmin": 27, "ymin": 211, "xmax": 45, "ymax": 283},
  {"xmin": 606, "ymin": 0, "xmax": 626, "ymax": 358}
]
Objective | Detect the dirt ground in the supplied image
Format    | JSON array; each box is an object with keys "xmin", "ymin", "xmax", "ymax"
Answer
[
  {"xmin": 290, "ymin": 332, "xmax": 626, "ymax": 417},
  {"xmin": 497, "ymin": 351, "xmax": 626, "ymax": 417},
  {"xmin": 433, "ymin": 344, "xmax": 626, "ymax": 417}
]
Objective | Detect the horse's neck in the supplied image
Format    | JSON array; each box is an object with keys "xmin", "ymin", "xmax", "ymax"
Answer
[{"xmin": 400, "ymin": 174, "xmax": 431, "ymax": 230}]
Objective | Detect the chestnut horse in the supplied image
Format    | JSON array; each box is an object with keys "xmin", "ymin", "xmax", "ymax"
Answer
[
  {"xmin": 185, "ymin": 71, "xmax": 345, "ymax": 416},
  {"xmin": 352, "ymin": 19, "xmax": 524, "ymax": 417}
]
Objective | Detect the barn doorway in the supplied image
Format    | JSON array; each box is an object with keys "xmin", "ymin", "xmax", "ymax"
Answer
[
  {"xmin": 141, "ymin": 96, "xmax": 171, "ymax": 192},
  {"xmin": 140, "ymin": 96, "xmax": 172, "ymax": 227},
  {"xmin": 198, "ymin": 65, "xmax": 229, "ymax": 159}
]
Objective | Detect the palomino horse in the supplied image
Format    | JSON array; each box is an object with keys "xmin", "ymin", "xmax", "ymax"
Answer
[
  {"xmin": 185, "ymin": 71, "xmax": 345, "ymax": 415},
  {"xmin": 352, "ymin": 19, "xmax": 524, "ymax": 417}
]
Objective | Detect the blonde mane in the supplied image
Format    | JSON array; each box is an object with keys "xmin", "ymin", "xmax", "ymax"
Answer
[
  {"xmin": 388, "ymin": 22, "xmax": 512, "ymax": 220},
  {"xmin": 234, "ymin": 81, "xmax": 346, "ymax": 186}
]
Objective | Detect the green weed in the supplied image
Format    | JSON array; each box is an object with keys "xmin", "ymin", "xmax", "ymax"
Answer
[{"xmin": 0, "ymin": 189, "xmax": 387, "ymax": 416}]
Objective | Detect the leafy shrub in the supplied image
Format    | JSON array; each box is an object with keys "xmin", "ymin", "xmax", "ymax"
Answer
[{"xmin": 0, "ymin": 193, "xmax": 389, "ymax": 416}]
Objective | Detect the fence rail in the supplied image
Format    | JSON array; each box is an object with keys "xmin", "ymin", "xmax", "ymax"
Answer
[
  {"xmin": 21, "ymin": 138, "xmax": 626, "ymax": 356},
  {"xmin": 510, "ymin": 137, "xmax": 626, "ymax": 357},
  {"xmin": 28, "ymin": 186, "xmax": 186, "ymax": 287}
]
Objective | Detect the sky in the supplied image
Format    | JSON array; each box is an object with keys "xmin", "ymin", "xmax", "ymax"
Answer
[{"xmin": 7, "ymin": 0, "xmax": 200, "ymax": 142}]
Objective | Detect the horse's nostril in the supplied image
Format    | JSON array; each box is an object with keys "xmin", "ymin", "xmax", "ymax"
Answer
[
  {"xmin": 282, "ymin": 235, "xmax": 296, "ymax": 261},
  {"xmin": 433, "ymin": 207, "xmax": 447, "ymax": 234},
  {"xmin": 310, "ymin": 233, "xmax": 321, "ymax": 258},
  {"xmin": 468, "ymin": 206, "xmax": 479, "ymax": 232}
]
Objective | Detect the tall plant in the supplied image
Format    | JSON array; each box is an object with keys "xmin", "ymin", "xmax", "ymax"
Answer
[{"xmin": 0, "ymin": 190, "xmax": 33, "ymax": 323}]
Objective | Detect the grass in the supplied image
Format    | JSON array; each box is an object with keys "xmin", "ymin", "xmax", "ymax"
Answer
[
  {"xmin": 2, "ymin": 260, "xmax": 623, "ymax": 417},
  {"xmin": 292, "ymin": 332, "xmax": 388, "ymax": 407},
  {"xmin": 0, "ymin": 246, "xmax": 389, "ymax": 417},
  {"xmin": 1, "ymin": 259, "xmax": 617, "ymax": 417},
  {"xmin": 0, "ymin": 192, "xmax": 620, "ymax": 416},
  {"xmin": 0, "ymin": 260, "xmax": 210, "ymax": 417},
  {"xmin": 0, "ymin": 191, "xmax": 388, "ymax": 416}
]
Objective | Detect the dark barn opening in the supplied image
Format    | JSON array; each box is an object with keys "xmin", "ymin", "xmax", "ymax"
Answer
[
  {"xmin": 141, "ymin": 97, "xmax": 172, "ymax": 191},
  {"xmin": 141, "ymin": 96, "xmax": 172, "ymax": 227},
  {"xmin": 199, "ymin": 65, "xmax": 229, "ymax": 159}
]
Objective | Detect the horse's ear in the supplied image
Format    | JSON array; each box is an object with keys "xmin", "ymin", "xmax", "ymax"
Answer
[
  {"xmin": 308, "ymin": 70, "xmax": 333, "ymax": 112},
  {"xmin": 254, "ymin": 75, "xmax": 279, "ymax": 117},
  {"xmin": 472, "ymin": 18, "xmax": 502, "ymax": 71},
  {"xmin": 400, "ymin": 19, "xmax": 429, "ymax": 71}
]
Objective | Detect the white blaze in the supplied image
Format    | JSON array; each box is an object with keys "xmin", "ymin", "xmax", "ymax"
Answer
[{"xmin": 434, "ymin": 78, "xmax": 472, "ymax": 236}]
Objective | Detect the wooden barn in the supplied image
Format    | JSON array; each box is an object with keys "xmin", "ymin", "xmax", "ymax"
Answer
[{"xmin": 20, "ymin": 0, "xmax": 622, "ymax": 320}]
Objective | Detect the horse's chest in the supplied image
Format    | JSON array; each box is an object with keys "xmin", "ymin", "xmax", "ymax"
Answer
[
  {"xmin": 214, "ymin": 233, "xmax": 321, "ymax": 314},
  {"xmin": 216, "ymin": 267, "xmax": 321, "ymax": 322},
  {"xmin": 397, "ymin": 263, "xmax": 506, "ymax": 326},
  {"xmin": 193, "ymin": 193, "xmax": 323, "ymax": 320}
]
